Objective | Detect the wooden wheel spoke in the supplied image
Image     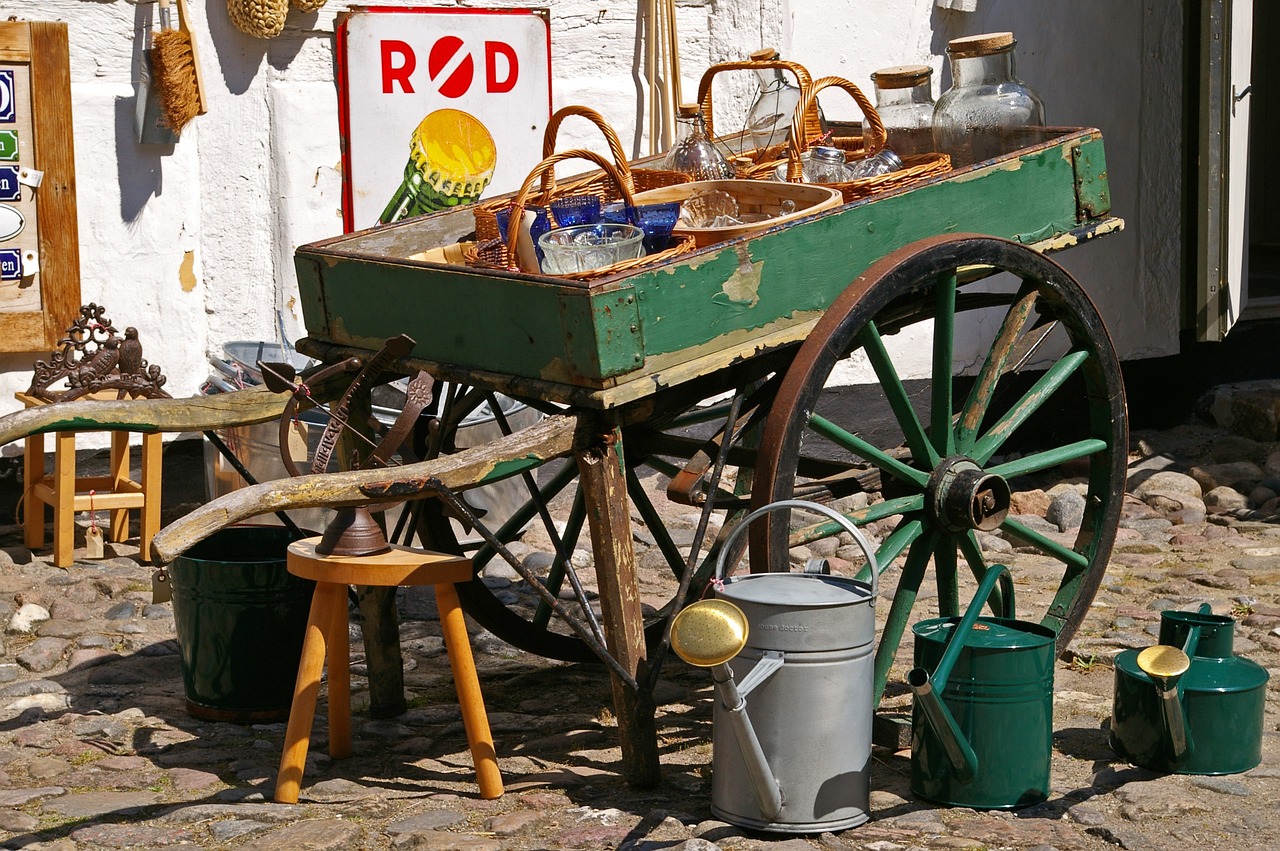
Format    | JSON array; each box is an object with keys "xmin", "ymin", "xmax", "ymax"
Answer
[
  {"xmin": 809, "ymin": 413, "xmax": 929, "ymax": 489},
  {"xmin": 970, "ymin": 349, "xmax": 1091, "ymax": 465},
  {"xmin": 627, "ymin": 466, "xmax": 689, "ymax": 578},
  {"xmin": 956, "ymin": 286, "xmax": 1040, "ymax": 453},
  {"xmin": 1000, "ymin": 516, "xmax": 1090, "ymax": 570},
  {"xmin": 957, "ymin": 530, "xmax": 1010, "ymax": 618},
  {"xmin": 934, "ymin": 534, "xmax": 959, "ymax": 617},
  {"xmin": 863, "ymin": 516, "xmax": 926, "ymax": 583},
  {"xmin": 987, "ymin": 438, "xmax": 1109, "ymax": 479},
  {"xmin": 787, "ymin": 494, "xmax": 924, "ymax": 547},
  {"xmin": 931, "ymin": 271, "xmax": 957, "ymax": 457},
  {"xmin": 532, "ymin": 489, "xmax": 588, "ymax": 631},
  {"xmin": 872, "ymin": 527, "xmax": 939, "ymax": 705},
  {"xmin": 857, "ymin": 322, "xmax": 938, "ymax": 467}
]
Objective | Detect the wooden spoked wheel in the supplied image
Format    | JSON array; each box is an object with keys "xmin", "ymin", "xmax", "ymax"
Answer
[
  {"xmin": 749, "ymin": 234, "xmax": 1127, "ymax": 704},
  {"xmin": 397, "ymin": 383, "xmax": 762, "ymax": 664}
]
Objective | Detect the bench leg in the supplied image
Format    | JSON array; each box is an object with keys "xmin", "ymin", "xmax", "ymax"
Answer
[
  {"xmin": 53, "ymin": 432, "xmax": 75, "ymax": 568},
  {"xmin": 139, "ymin": 432, "xmax": 162, "ymax": 562},
  {"xmin": 23, "ymin": 432, "xmax": 44, "ymax": 550},
  {"xmin": 275, "ymin": 581, "xmax": 344, "ymax": 804},
  {"xmin": 437, "ymin": 582, "xmax": 503, "ymax": 799},
  {"xmin": 109, "ymin": 432, "xmax": 130, "ymax": 543}
]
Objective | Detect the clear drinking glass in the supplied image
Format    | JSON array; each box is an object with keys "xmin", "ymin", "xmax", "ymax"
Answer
[
  {"xmin": 871, "ymin": 64, "xmax": 936, "ymax": 157},
  {"xmin": 932, "ymin": 32, "xmax": 1044, "ymax": 168},
  {"xmin": 538, "ymin": 224, "xmax": 645, "ymax": 275},
  {"xmin": 665, "ymin": 104, "xmax": 734, "ymax": 180}
]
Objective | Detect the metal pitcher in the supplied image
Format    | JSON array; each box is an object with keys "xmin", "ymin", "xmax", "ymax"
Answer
[
  {"xmin": 908, "ymin": 564, "xmax": 1056, "ymax": 809},
  {"xmin": 1110, "ymin": 605, "xmax": 1269, "ymax": 775},
  {"xmin": 670, "ymin": 499, "xmax": 880, "ymax": 833}
]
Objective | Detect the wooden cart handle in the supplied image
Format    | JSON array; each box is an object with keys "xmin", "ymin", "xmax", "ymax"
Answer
[
  {"xmin": 695, "ymin": 58, "xmax": 822, "ymax": 143},
  {"xmin": 783, "ymin": 75, "xmax": 887, "ymax": 182}
]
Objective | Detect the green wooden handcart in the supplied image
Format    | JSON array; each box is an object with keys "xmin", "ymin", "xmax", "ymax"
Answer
[{"xmin": 2, "ymin": 126, "xmax": 1126, "ymax": 788}]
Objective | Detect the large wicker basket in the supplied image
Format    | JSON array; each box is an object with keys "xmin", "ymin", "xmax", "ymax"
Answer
[
  {"xmin": 630, "ymin": 179, "xmax": 843, "ymax": 248},
  {"xmin": 467, "ymin": 149, "xmax": 696, "ymax": 282},
  {"xmin": 694, "ymin": 57, "xmax": 826, "ymax": 176},
  {"xmin": 473, "ymin": 105, "xmax": 689, "ymax": 243}
]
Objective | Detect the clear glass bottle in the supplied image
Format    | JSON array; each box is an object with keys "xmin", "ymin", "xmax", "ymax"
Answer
[
  {"xmin": 665, "ymin": 104, "xmax": 734, "ymax": 180},
  {"xmin": 932, "ymin": 32, "xmax": 1045, "ymax": 168},
  {"xmin": 870, "ymin": 64, "xmax": 936, "ymax": 157},
  {"xmin": 844, "ymin": 148, "xmax": 905, "ymax": 180},
  {"xmin": 745, "ymin": 47, "xmax": 827, "ymax": 150}
]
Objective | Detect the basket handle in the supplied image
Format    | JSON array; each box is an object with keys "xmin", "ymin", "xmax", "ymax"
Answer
[
  {"xmin": 540, "ymin": 105, "xmax": 637, "ymax": 196},
  {"xmin": 504, "ymin": 148, "xmax": 638, "ymax": 272},
  {"xmin": 695, "ymin": 58, "xmax": 822, "ymax": 143},
  {"xmin": 782, "ymin": 75, "xmax": 887, "ymax": 182}
]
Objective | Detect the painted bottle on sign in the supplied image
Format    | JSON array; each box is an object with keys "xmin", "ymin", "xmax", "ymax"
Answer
[{"xmin": 379, "ymin": 108, "xmax": 497, "ymax": 223}]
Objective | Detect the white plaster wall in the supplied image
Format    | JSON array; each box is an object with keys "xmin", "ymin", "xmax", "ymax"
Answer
[{"xmin": 0, "ymin": 0, "xmax": 1182, "ymax": 432}]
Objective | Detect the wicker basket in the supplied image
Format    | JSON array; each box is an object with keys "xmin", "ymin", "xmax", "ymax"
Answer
[
  {"xmin": 630, "ymin": 179, "xmax": 843, "ymax": 248},
  {"xmin": 694, "ymin": 57, "xmax": 825, "ymax": 175},
  {"xmin": 765, "ymin": 76, "xmax": 951, "ymax": 202},
  {"xmin": 467, "ymin": 149, "xmax": 696, "ymax": 282},
  {"xmin": 473, "ymin": 105, "xmax": 689, "ymax": 242}
]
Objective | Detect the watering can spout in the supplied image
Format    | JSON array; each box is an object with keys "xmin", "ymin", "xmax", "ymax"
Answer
[
  {"xmin": 907, "ymin": 667, "xmax": 979, "ymax": 782},
  {"xmin": 670, "ymin": 598, "xmax": 783, "ymax": 822},
  {"xmin": 907, "ymin": 564, "xmax": 1015, "ymax": 788},
  {"xmin": 1135, "ymin": 644, "xmax": 1194, "ymax": 768}
]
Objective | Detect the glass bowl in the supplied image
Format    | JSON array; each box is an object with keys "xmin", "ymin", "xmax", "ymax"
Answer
[{"xmin": 538, "ymin": 223, "xmax": 646, "ymax": 275}]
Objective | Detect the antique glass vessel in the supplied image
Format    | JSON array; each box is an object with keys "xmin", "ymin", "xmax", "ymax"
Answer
[
  {"xmin": 932, "ymin": 32, "xmax": 1044, "ymax": 168},
  {"xmin": 871, "ymin": 64, "xmax": 936, "ymax": 157},
  {"xmin": 745, "ymin": 47, "xmax": 827, "ymax": 150},
  {"xmin": 665, "ymin": 103, "xmax": 734, "ymax": 180}
]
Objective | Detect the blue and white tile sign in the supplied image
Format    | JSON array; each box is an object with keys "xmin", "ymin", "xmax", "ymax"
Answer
[
  {"xmin": 0, "ymin": 248, "xmax": 20, "ymax": 280},
  {"xmin": 0, "ymin": 166, "xmax": 19, "ymax": 202},
  {"xmin": 0, "ymin": 71, "xmax": 13, "ymax": 124}
]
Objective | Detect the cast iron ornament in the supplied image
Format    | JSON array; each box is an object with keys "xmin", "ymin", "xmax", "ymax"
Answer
[{"xmin": 26, "ymin": 304, "xmax": 170, "ymax": 402}]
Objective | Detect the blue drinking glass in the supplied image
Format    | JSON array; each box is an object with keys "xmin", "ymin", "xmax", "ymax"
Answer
[
  {"xmin": 549, "ymin": 194, "xmax": 602, "ymax": 227},
  {"xmin": 630, "ymin": 201, "xmax": 682, "ymax": 252},
  {"xmin": 495, "ymin": 205, "xmax": 551, "ymax": 263}
]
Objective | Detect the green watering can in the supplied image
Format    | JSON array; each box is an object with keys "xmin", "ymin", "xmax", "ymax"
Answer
[
  {"xmin": 1110, "ymin": 604, "xmax": 1269, "ymax": 775},
  {"xmin": 908, "ymin": 564, "xmax": 1057, "ymax": 809}
]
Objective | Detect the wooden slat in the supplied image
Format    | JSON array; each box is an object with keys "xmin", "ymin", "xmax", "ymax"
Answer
[
  {"xmin": 0, "ymin": 23, "xmax": 31, "ymax": 59},
  {"xmin": 30, "ymin": 22, "xmax": 79, "ymax": 351}
]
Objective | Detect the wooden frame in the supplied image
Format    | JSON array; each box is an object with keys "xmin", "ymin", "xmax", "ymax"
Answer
[{"xmin": 0, "ymin": 22, "xmax": 80, "ymax": 351}]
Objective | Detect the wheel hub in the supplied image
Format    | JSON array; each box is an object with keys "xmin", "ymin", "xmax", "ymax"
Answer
[{"xmin": 927, "ymin": 456, "xmax": 1011, "ymax": 533}]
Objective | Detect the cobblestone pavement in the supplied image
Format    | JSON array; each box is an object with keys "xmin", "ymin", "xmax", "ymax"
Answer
[{"xmin": 2, "ymin": 407, "xmax": 1280, "ymax": 851}]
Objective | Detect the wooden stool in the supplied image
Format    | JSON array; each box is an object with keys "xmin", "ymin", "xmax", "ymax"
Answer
[
  {"xmin": 274, "ymin": 538, "xmax": 504, "ymax": 804},
  {"xmin": 17, "ymin": 392, "xmax": 162, "ymax": 568}
]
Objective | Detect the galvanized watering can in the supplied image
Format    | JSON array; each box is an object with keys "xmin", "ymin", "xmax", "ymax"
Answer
[
  {"xmin": 670, "ymin": 500, "xmax": 880, "ymax": 834},
  {"xmin": 1110, "ymin": 604, "xmax": 1268, "ymax": 775},
  {"xmin": 908, "ymin": 563, "xmax": 1057, "ymax": 809}
]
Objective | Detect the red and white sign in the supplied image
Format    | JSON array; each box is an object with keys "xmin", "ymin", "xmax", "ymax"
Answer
[{"xmin": 337, "ymin": 7, "xmax": 551, "ymax": 232}]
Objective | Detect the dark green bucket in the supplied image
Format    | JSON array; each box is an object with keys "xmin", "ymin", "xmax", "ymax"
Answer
[{"xmin": 170, "ymin": 526, "xmax": 314, "ymax": 723}]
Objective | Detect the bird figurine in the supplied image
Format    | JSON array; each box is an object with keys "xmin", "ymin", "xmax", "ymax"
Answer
[{"xmin": 118, "ymin": 327, "xmax": 144, "ymax": 378}]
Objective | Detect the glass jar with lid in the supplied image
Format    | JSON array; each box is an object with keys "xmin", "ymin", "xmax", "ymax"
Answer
[
  {"xmin": 746, "ymin": 47, "xmax": 827, "ymax": 150},
  {"xmin": 932, "ymin": 32, "xmax": 1044, "ymax": 168},
  {"xmin": 870, "ymin": 64, "xmax": 936, "ymax": 157},
  {"xmin": 665, "ymin": 103, "xmax": 734, "ymax": 180}
]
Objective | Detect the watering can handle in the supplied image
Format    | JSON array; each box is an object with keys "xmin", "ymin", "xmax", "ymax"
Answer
[
  {"xmin": 714, "ymin": 499, "xmax": 880, "ymax": 603},
  {"xmin": 929, "ymin": 563, "xmax": 1016, "ymax": 688}
]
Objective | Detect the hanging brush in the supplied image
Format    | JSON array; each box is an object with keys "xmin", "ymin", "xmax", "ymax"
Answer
[{"xmin": 150, "ymin": 0, "xmax": 207, "ymax": 133}]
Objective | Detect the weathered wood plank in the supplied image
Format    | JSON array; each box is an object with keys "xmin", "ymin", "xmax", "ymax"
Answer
[
  {"xmin": 576, "ymin": 424, "xmax": 660, "ymax": 788},
  {"xmin": 150, "ymin": 414, "xmax": 578, "ymax": 564}
]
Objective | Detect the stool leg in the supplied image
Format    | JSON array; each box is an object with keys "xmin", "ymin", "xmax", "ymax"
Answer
[
  {"xmin": 23, "ymin": 432, "xmax": 44, "ymax": 550},
  {"xmin": 108, "ymin": 432, "xmax": 130, "ymax": 543},
  {"xmin": 275, "ymin": 581, "xmax": 342, "ymax": 804},
  {"xmin": 327, "ymin": 586, "xmax": 352, "ymax": 759},
  {"xmin": 436, "ymin": 582, "xmax": 503, "ymax": 799},
  {"xmin": 139, "ymin": 432, "xmax": 162, "ymax": 563},
  {"xmin": 53, "ymin": 431, "xmax": 75, "ymax": 568}
]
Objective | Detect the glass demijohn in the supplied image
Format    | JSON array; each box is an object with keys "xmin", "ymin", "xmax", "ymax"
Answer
[
  {"xmin": 870, "ymin": 65, "xmax": 936, "ymax": 157},
  {"xmin": 665, "ymin": 103, "xmax": 734, "ymax": 180},
  {"xmin": 745, "ymin": 47, "xmax": 827, "ymax": 150},
  {"xmin": 932, "ymin": 32, "xmax": 1045, "ymax": 168}
]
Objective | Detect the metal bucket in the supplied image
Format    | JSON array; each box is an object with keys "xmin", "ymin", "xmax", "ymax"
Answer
[
  {"xmin": 170, "ymin": 525, "xmax": 314, "ymax": 723},
  {"xmin": 910, "ymin": 566, "xmax": 1056, "ymax": 809},
  {"xmin": 708, "ymin": 500, "xmax": 880, "ymax": 833}
]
